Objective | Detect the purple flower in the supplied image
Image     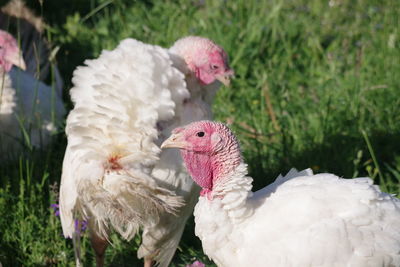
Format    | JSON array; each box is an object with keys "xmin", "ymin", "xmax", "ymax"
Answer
[
  {"xmin": 186, "ymin": 260, "xmax": 206, "ymax": 267},
  {"xmin": 51, "ymin": 203, "xmax": 87, "ymax": 237},
  {"xmin": 74, "ymin": 219, "xmax": 88, "ymax": 234},
  {"xmin": 50, "ymin": 203, "xmax": 60, "ymax": 217}
]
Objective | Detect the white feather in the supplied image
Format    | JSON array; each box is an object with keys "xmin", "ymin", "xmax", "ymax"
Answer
[{"xmin": 194, "ymin": 166, "xmax": 400, "ymax": 267}]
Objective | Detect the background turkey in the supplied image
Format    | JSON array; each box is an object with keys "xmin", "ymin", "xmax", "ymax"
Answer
[{"xmin": 0, "ymin": 0, "xmax": 65, "ymax": 156}]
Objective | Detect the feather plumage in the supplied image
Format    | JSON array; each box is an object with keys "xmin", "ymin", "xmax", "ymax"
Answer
[
  {"xmin": 60, "ymin": 39, "xmax": 186, "ymax": 238},
  {"xmin": 195, "ymin": 167, "xmax": 400, "ymax": 267}
]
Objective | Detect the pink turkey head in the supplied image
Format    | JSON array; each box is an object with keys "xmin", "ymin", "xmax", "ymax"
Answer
[
  {"xmin": 171, "ymin": 36, "xmax": 234, "ymax": 86},
  {"xmin": 0, "ymin": 30, "xmax": 26, "ymax": 72},
  {"xmin": 162, "ymin": 121, "xmax": 242, "ymax": 193},
  {"xmin": 162, "ymin": 121, "xmax": 221, "ymax": 152}
]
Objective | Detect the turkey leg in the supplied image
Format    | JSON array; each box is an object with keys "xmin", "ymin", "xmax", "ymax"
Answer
[
  {"xmin": 90, "ymin": 231, "xmax": 108, "ymax": 267},
  {"xmin": 144, "ymin": 257, "xmax": 154, "ymax": 267}
]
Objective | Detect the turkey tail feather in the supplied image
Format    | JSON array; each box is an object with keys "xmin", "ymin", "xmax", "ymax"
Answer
[{"xmin": 78, "ymin": 171, "xmax": 184, "ymax": 240}]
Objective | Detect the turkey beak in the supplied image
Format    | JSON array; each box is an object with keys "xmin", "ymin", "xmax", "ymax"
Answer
[
  {"xmin": 161, "ymin": 132, "xmax": 188, "ymax": 149},
  {"xmin": 6, "ymin": 49, "xmax": 26, "ymax": 71},
  {"xmin": 216, "ymin": 69, "xmax": 234, "ymax": 86}
]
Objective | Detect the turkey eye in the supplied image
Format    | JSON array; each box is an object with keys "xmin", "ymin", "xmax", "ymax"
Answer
[
  {"xmin": 211, "ymin": 64, "xmax": 219, "ymax": 70},
  {"xmin": 196, "ymin": 132, "xmax": 205, "ymax": 137}
]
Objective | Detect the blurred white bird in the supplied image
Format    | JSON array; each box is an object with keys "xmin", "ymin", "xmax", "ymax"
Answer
[
  {"xmin": 59, "ymin": 36, "xmax": 233, "ymax": 267},
  {"xmin": 162, "ymin": 120, "xmax": 400, "ymax": 267},
  {"xmin": 0, "ymin": 29, "xmax": 65, "ymax": 154}
]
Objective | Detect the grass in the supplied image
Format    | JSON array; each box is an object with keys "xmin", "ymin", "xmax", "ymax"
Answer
[{"xmin": 0, "ymin": 0, "xmax": 399, "ymax": 266}]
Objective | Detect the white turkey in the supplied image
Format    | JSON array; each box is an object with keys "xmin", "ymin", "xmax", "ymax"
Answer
[
  {"xmin": 0, "ymin": 29, "xmax": 65, "ymax": 155},
  {"xmin": 161, "ymin": 120, "xmax": 400, "ymax": 267},
  {"xmin": 0, "ymin": 0, "xmax": 65, "ymax": 154},
  {"xmin": 59, "ymin": 36, "xmax": 233, "ymax": 267}
]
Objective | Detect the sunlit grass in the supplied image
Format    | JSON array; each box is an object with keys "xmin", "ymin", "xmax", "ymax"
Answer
[{"xmin": 0, "ymin": 0, "xmax": 399, "ymax": 266}]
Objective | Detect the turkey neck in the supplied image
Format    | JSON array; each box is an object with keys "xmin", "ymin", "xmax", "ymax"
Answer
[
  {"xmin": 0, "ymin": 71, "xmax": 15, "ymax": 115},
  {"xmin": 193, "ymin": 161, "xmax": 254, "ymax": 264},
  {"xmin": 181, "ymin": 135, "xmax": 244, "ymax": 199}
]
